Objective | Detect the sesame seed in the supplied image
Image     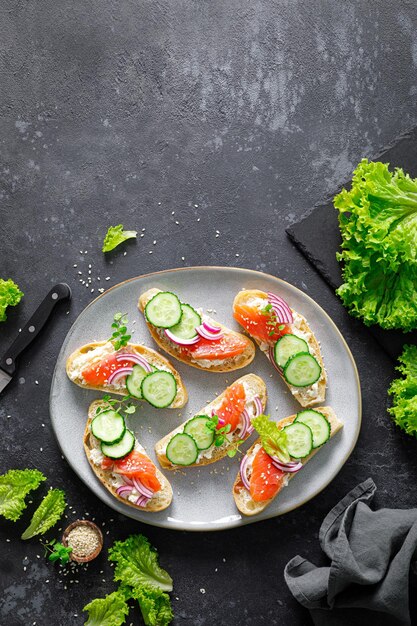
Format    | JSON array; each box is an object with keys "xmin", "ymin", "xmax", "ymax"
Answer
[
  {"xmin": 105, "ymin": 277, "xmax": 110, "ymax": 281},
  {"xmin": 73, "ymin": 264, "xmax": 77, "ymax": 268}
]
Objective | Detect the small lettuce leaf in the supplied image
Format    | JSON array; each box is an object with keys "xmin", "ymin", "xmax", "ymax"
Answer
[
  {"xmin": 109, "ymin": 534, "xmax": 173, "ymax": 592},
  {"xmin": 83, "ymin": 590, "xmax": 130, "ymax": 626},
  {"xmin": 131, "ymin": 585, "xmax": 173, "ymax": 626},
  {"xmin": 388, "ymin": 344, "xmax": 417, "ymax": 437},
  {"xmin": 102, "ymin": 225, "xmax": 137, "ymax": 252},
  {"xmin": 251, "ymin": 414, "xmax": 290, "ymax": 462},
  {"xmin": 0, "ymin": 469, "xmax": 45, "ymax": 521},
  {"xmin": 335, "ymin": 159, "xmax": 417, "ymax": 331},
  {"xmin": 0, "ymin": 278, "xmax": 23, "ymax": 322},
  {"xmin": 21, "ymin": 488, "xmax": 66, "ymax": 539}
]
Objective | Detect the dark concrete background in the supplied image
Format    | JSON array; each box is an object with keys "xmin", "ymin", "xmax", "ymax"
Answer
[{"xmin": 1, "ymin": 1, "xmax": 417, "ymax": 624}]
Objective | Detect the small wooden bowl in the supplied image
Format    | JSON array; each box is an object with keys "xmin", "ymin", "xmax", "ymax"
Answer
[{"xmin": 62, "ymin": 520, "xmax": 103, "ymax": 563}]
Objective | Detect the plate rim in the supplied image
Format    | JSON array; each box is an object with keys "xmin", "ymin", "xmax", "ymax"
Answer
[{"xmin": 50, "ymin": 265, "xmax": 362, "ymax": 531}]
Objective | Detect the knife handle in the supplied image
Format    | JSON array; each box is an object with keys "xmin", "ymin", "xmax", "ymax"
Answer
[{"xmin": 0, "ymin": 283, "xmax": 71, "ymax": 376}]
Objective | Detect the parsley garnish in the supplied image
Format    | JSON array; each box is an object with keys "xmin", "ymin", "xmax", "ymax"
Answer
[
  {"xmin": 42, "ymin": 539, "xmax": 73, "ymax": 565},
  {"xmin": 206, "ymin": 415, "xmax": 244, "ymax": 457}
]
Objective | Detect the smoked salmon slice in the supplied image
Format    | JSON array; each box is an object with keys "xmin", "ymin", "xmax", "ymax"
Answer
[
  {"xmin": 82, "ymin": 354, "xmax": 133, "ymax": 386},
  {"xmin": 216, "ymin": 382, "xmax": 246, "ymax": 432},
  {"xmin": 101, "ymin": 450, "xmax": 161, "ymax": 492},
  {"xmin": 234, "ymin": 303, "xmax": 290, "ymax": 345},
  {"xmin": 249, "ymin": 447, "xmax": 285, "ymax": 502}
]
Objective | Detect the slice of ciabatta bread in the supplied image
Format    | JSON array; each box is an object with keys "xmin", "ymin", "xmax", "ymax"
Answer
[
  {"xmin": 138, "ymin": 288, "xmax": 255, "ymax": 373},
  {"xmin": 233, "ymin": 289, "xmax": 327, "ymax": 407},
  {"xmin": 66, "ymin": 341, "xmax": 187, "ymax": 408},
  {"xmin": 84, "ymin": 400, "xmax": 173, "ymax": 512},
  {"xmin": 155, "ymin": 373, "xmax": 267, "ymax": 469},
  {"xmin": 233, "ymin": 406, "xmax": 343, "ymax": 516}
]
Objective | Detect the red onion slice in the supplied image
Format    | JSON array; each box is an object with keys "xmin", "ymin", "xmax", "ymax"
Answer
[
  {"xmin": 202, "ymin": 320, "xmax": 222, "ymax": 334},
  {"xmin": 196, "ymin": 325, "xmax": 224, "ymax": 341},
  {"xmin": 136, "ymin": 494, "xmax": 150, "ymax": 507},
  {"xmin": 132, "ymin": 477, "xmax": 154, "ymax": 499},
  {"xmin": 165, "ymin": 329, "xmax": 200, "ymax": 345},
  {"xmin": 115, "ymin": 353, "xmax": 152, "ymax": 372},
  {"xmin": 239, "ymin": 408, "xmax": 251, "ymax": 438},
  {"xmin": 253, "ymin": 396, "xmax": 263, "ymax": 418},
  {"xmin": 268, "ymin": 346, "xmax": 283, "ymax": 375},
  {"xmin": 267, "ymin": 292, "xmax": 293, "ymax": 324},
  {"xmin": 271, "ymin": 456, "xmax": 303, "ymax": 473},
  {"xmin": 108, "ymin": 366, "xmax": 134, "ymax": 384},
  {"xmin": 239, "ymin": 455, "xmax": 251, "ymax": 491},
  {"xmin": 116, "ymin": 485, "xmax": 133, "ymax": 498},
  {"xmin": 122, "ymin": 476, "xmax": 133, "ymax": 486}
]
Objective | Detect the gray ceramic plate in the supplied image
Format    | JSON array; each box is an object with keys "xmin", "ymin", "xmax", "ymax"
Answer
[{"xmin": 50, "ymin": 267, "xmax": 361, "ymax": 531}]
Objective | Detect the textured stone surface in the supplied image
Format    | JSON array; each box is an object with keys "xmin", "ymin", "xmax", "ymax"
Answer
[{"xmin": 1, "ymin": 1, "xmax": 417, "ymax": 624}]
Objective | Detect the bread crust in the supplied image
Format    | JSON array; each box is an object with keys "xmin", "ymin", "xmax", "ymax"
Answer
[
  {"xmin": 138, "ymin": 288, "xmax": 255, "ymax": 372},
  {"xmin": 84, "ymin": 400, "xmax": 173, "ymax": 512},
  {"xmin": 66, "ymin": 341, "xmax": 188, "ymax": 408},
  {"xmin": 233, "ymin": 406, "xmax": 343, "ymax": 516},
  {"xmin": 233, "ymin": 289, "xmax": 327, "ymax": 407},
  {"xmin": 155, "ymin": 373, "xmax": 267, "ymax": 469}
]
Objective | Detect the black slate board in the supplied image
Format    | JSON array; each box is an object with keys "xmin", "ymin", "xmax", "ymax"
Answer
[{"xmin": 286, "ymin": 126, "xmax": 417, "ymax": 362}]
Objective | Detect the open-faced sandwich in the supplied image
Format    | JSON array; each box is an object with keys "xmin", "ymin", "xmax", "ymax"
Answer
[
  {"xmin": 233, "ymin": 407, "xmax": 343, "ymax": 516},
  {"xmin": 233, "ymin": 289, "xmax": 327, "ymax": 406},
  {"xmin": 155, "ymin": 374, "xmax": 267, "ymax": 469},
  {"xmin": 138, "ymin": 288, "xmax": 255, "ymax": 372},
  {"xmin": 84, "ymin": 400, "xmax": 173, "ymax": 512},
  {"xmin": 66, "ymin": 341, "xmax": 187, "ymax": 408}
]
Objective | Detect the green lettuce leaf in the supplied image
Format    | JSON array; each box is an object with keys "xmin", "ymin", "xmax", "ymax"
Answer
[
  {"xmin": 102, "ymin": 225, "xmax": 137, "ymax": 252},
  {"xmin": 21, "ymin": 488, "xmax": 66, "ymax": 539},
  {"xmin": 388, "ymin": 344, "xmax": 417, "ymax": 437},
  {"xmin": 335, "ymin": 159, "xmax": 417, "ymax": 331},
  {"xmin": 131, "ymin": 585, "xmax": 173, "ymax": 626},
  {"xmin": 251, "ymin": 414, "xmax": 290, "ymax": 462},
  {"xmin": 83, "ymin": 590, "xmax": 130, "ymax": 626},
  {"xmin": 0, "ymin": 469, "xmax": 45, "ymax": 521},
  {"xmin": 109, "ymin": 534, "xmax": 173, "ymax": 592},
  {"xmin": 0, "ymin": 278, "xmax": 23, "ymax": 322}
]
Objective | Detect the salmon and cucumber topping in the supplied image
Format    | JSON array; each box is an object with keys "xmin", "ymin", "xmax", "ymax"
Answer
[
  {"xmin": 66, "ymin": 314, "xmax": 188, "ymax": 409},
  {"xmin": 233, "ymin": 407, "xmax": 343, "ymax": 516},
  {"xmin": 84, "ymin": 400, "xmax": 173, "ymax": 512},
  {"xmin": 233, "ymin": 289, "xmax": 327, "ymax": 407},
  {"xmin": 138, "ymin": 288, "xmax": 255, "ymax": 372},
  {"xmin": 154, "ymin": 374, "xmax": 267, "ymax": 469}
]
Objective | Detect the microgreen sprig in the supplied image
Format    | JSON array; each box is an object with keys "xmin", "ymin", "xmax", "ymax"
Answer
[
  {"xmin": 41, "ymin": 539, "xmax": 73, "ymax": 565},
  {"xmin": 98, "ymin": 395, "xmax": 137, "ymax": 417},
  {"xmin": 110, "ymin": 313, "xmax": 132, "ymax": 350},
  {"xmin": 206, "ymin": 415, "xmax": 244, "ymax": 458},
  {"xmin": 261, "ymin": 303, "xmax": 285, "ymax": 337}
]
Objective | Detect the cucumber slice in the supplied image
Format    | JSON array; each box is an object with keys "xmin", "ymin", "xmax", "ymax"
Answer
[
  {"xmin": 169, "ymin": 304, "xmax": 201, "ymax": 340},
  {"xmin": 91, "ymin": 409, "xmax": 125, "ymax": 444},
  {"xmin": 126, "ymin": 365, "xmax": 148, "ymax": 399},
  {"xmin": 283, "ymin": 422, "xmax": 313, "ymax": 458},
  {"xmin": 144, "ymin": 291, "xmax": 182, "ymax": 328},
  {"xmin": 274, "ymin": 334, "xmax": 309, "ymax": 368},
  {"xmin": 283, "ymin": 352, "xmax": 321, "ymax": 387},
  {"xmin": 101, "ymin": 429, "xmax": 135, "ymax": 459},
  {"xmin": 184, "ymin": 415, "xmax": 214, "ymax": 450},
  {"xmin": 166, "ymin": 433, "xmax": 198, "ymax": 466},
  {"xmin": 295, "ymin": 410, "xmax": 330, "ymax": 448},
  {"xmin": 141, "ymin": 371, "xmax": 177, "ymax": 408}
]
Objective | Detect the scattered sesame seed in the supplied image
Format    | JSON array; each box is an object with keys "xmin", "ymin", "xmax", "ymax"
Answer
[
  {"xmin": 140, "ymin": 233, "xmax": 144, "ymax": 237},
  {"xmin": 171, "ymin": 211, "xmax": 175, "ymax": 215},
  {"xmin": 123, "ymin": 251, "xmax": 127, "ymax": 256},
  {"xmin": 35, "ymin": 380, "xmax": 39, "ymax": 385},
  {"xmin": 88, "ymin": 264, "xmax": 92, "ymax": 269},
  {"xmin": 235, "ymin": 253, "xmax": 239, "ymax": 257},
  {"xmin": 40, "ymin": 447, "xmax": 43, "ymax": 452},
  {"xmin": 200, "ymin": 588, "xmax": 206, "ymax": 594},
  {"xmin": 153, "ymin": 240, "xmax": 156, "ymax": 245},
  {"xmin": 73, "ymin": 264, "xmax": 77, "ymax": 268},
  {"xmin": 105, "ymin": 277, "xmax": 110, "ymax": 281},
  {"xmin": 149, "ymin": 251, "xmax": 153, "ymax": 254},
  {"xmin": 175, "ymin": 221, "xmax": 179, "ymax": 225}
]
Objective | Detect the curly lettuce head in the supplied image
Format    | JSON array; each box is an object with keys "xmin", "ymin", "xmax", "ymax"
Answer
[{"xmin": 335, "ymin": 159, "xmax": 417, "ymax": 331}]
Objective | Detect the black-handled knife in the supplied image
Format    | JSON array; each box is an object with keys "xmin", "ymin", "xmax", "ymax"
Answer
[{"xmin": 0, "ymin": 283, "xmax": 71, "ymax": 394}]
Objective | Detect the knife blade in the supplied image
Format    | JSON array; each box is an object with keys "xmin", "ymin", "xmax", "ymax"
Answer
[{"xmin": 0, "ymin": 283, "xmax": 71, "ymax": 394}]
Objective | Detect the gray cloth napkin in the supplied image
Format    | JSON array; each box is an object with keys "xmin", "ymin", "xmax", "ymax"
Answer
[{"xmin": 284, "ymin": 478, "xmax": 417, "ymax": 626}]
